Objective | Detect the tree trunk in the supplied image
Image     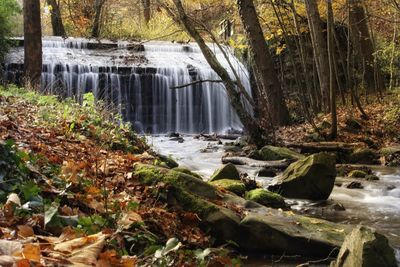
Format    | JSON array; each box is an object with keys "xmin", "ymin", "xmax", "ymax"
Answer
[
  {"xmin": 142, "ymin": 0, "xmax": 151, "ymax": 24},
  {"xmin": 305, "ymin": 0, "xmax": 330, "ymax": 112},
  {"xmin": 171, "ymin": 0, "xmax": 264, "ymax": 145},
  {"xmin": 91, "ymin": 0, "xmax": 106, "ymax": 38},
  {"xmin": 348, "ymin": 0, "xmax": 384, "ymax": 93},
  {"xmin": 236, "ymin": 0, "xmax": 290, "ymax": 126},
  {"xmin": 327, "ymin": 0, "xmax": 337, "ymax": 139},
  {"xmin": 23, "ymin": 0, "xmax": 42, "ymax": 90},
  {"xmin": 47, "ymin": 0, "xmax": 66, "ymax": 37}
]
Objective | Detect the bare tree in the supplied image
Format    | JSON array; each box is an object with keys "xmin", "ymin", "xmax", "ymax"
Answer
[
  {"xmin": 142, "ymin": 0, "xmax": 151, "ymax": 24},
  {"xmin": 327, "ymin": 0, "xmax": 337, "ymax": 138},
  {"xmin": 92, "ymin": 0, "xmax": 106, "ymax": 38},
  {"xmin": 23, "ymin": 0, "xmax": 42, "ymax": 90}
]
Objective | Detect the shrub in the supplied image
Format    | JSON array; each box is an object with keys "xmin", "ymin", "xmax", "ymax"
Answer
[{"xmin": 0, "ymin": 0, "xmax": 20, "ymax": 63}]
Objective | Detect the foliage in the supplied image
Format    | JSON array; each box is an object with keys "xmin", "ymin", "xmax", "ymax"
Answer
[{"xmin": 0, "ymin": 0, "xmax": 20, "ymax": 64}]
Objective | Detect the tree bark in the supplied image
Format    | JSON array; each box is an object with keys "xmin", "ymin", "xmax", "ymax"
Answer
[
  {"xmin": 171, "ymin": 0, "xmax": 264, "ymax": 145},
  {"xmin": 23, "ymin": 0, "xmax": 42, "ymax": 90},
  {"xmin": 236, "ymin": 0, "xmax": 290, "ymax": 126},
  {"xmin": 142, "ymin": 0, "xmax": 151, "ymax": 24},
  {"xmin": 327, "ymin": 0, "xmax": 337, "ymax": 139},
  {"xmin": 47, "ymin": 0, "xmax": 66, "ymax": 37},
  {"xmin": 305, "ymin": 0, "xmax": 330, "ymax": 112},
  {"xmin": 91, "ymin": 0, "xmax": 106, "ymax": 38},
  {"xmin": 348, "ymin": 0, "xmax": 384, "ymax": 93}
]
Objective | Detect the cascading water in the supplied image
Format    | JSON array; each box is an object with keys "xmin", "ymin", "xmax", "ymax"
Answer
[{"xmin": 3, "ymin": 37, "xmax": 252, "ymax": 134}]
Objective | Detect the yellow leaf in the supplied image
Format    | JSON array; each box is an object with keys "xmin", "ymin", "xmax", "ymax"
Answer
[{"xmin": 21, "ymin": 244, "xmax": 41, "ymax": 262}]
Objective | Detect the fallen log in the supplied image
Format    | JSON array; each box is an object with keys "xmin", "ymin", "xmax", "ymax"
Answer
[{"xmin": 222, "ymin": 156, "xmax": 290, "ymax": 170}]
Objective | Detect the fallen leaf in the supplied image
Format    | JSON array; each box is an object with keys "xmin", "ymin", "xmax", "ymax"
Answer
[
  {"xmin": 0, "ymin": 255, "xmax": 16, "ymax": 267},
  {"xmin": 0, "ymin": 240, "xmax": 23, "ymax": 255},
  {"xmin": 21, "ymin": 244, "xmax": 41, "ymax": 262},
  {"xmin": 17, "ymin": 225, "xmax": 35, "ymax": 238},
  {"xmin": 6, "ymin": 193, "xmax": 21, "ymax": 207},
  {"xmin": 118, "ymin": 211, "xmax": 143, "ymax": 230}
]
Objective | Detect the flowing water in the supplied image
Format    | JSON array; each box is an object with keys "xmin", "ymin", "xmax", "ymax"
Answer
[
  {"xmin": 149, "ymin": 135, "xmax": 400, "ymax": 264},
  {"xmin": 4, "ymin": 37, "xmax": 251, "ymax": 134}
]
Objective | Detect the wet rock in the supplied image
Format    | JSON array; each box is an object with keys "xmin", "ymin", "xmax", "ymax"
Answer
[
  {"xmin": 257, "ymin": 168, "xmax": 277, "ymax": 177},
  {"xmin": 330, "ymin": 226, "xmax": 398, "ymax": 267},
  {"xmin": 347, "ymin": 181, "xmax": 364, "ymax": 189},
  {"xmin": 253, "ymin": 145, "xmax": 304, "ymax": 161},
  {"xmin": 331, "ymin": 203, "xmax": 346, "ymax": 211},
  {"xmin": 337, "ymin": 165, "xmax": 372, "ymax": 177},
  {"xmin": 268, "ymin": 153, "xmax": 336, "ymax": 200},
  {"xmin": 365, "ymin": 174, "xmax": 379, "ymax": 181},
  {"xmin": 244, "ymin": 189, "xmax": 286, "ymax": 209},
  {"xmin": 348, "ymin": 170, "xmax": 368, "ymax": 178},
  {"xmin": 209, "ymin": 163, "xmax": 240, "ymax": 182},
  {"xmin": 157, "ymin": 154, "xmax": 179, "ymax": 168},
  {"xmin": 387, "ymin": 185, "xmax": 396, "ymax": 191},
  {"xmin": 210, "ymin": 179, "xmax": 246, "ymax": 196},
  {"xmin": 344, "ymin": 117, "xmax": 363, "ymax": 132},
  {"xmin": 349, "ymin": 148, "xmax": 379, "ymax": 164}
]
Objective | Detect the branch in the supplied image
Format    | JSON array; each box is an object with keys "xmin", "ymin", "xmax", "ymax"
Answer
[{"xmin": 170, "ymin": 79, "xmax": 225, "ymax": 89}]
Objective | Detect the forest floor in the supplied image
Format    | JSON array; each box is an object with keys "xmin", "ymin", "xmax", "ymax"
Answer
[
  {"xmin": 0, "ymin": 86, "xmax": 239, "ymax": 267},
  {"xmin": 278, "ymin": 89, "xmax": 400, "ymax": 148}
]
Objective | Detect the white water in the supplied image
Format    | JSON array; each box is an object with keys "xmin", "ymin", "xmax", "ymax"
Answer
[{"xmin": 4, "ymin": 37, "xmax": 252, "ymax": 134}]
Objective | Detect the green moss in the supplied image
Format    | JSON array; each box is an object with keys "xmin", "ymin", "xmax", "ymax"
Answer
[
  {"xmin": 258, "ymin": 145, "xmax": 304, "ymax": 161},
  {"xmin": 134, "ymin": 163, "xmax": 166, "ymax": 184},
  {"xmin": 209, "ymin": 163, "xmax": 240, "ymax": 182},
  {"xmin": 380, "ymin": 146, "xmax": 400, "ymax": 156},
  {"xmin": 245, "ymin": 189, "xmax": 286, "ymax": 208},
  {"xmin": 366, "ymin": 174, "xmax": 380, "ymax": 181},
  {"xmin": 348, "ymin": 170, "xmax": 368, "ymax": 178},
  {"xmin": 210, "ymin": 179, "xmax": 246, "ymax": 196},
  {"xmin": 172, "ymin": 167, "xmax": 203, "ymax": 180},
  {"xmin": 349, "ymin": 148, "xmax": 378, "ymax": 164}
]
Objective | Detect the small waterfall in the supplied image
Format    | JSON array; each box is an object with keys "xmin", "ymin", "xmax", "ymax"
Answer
[{"xmin": 3, "ymin": 37, "xmax": 252, "ymax": 134}]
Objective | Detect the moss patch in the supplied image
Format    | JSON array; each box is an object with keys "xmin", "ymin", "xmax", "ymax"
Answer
[
  {"xmin": 209, "ymin": 163, "xmax": 240, "ymax": 182},
  {"xmin": 172, "ymin": 167, "xmax": 203, "ymax": 180},
  {"xmin": 210, "ymin": 179, "xmax": 246, "ymax": 196},
  {"xmin": 348, "ymin": 170, "xmax": 367, "ymax": 178},
  {"xmin": 245, "ymin": 189, "xmax": 286, "ymax": 209},
  {"xmin": 258, "ymin": 145, "xmax": 304, "ymax": 161}
]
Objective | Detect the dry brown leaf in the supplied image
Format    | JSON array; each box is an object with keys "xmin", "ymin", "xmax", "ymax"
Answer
[
  {"xmin": 0, "ymin": 255, "xmax": 17, "ymax": 267},
  {"xmin": 21, "ymin": 244, "xmax": 41, "ymax": 262},
  {"xmin": 0, "ymin": 240, "xmax": 23, "ymax": 255},
  {"xmin": 17, "ymin": 225, "xmax": 35, "ymax": 238},
  {"xmin": 118, "ymin": 211, "xmax": 143, "ymax": 230}
]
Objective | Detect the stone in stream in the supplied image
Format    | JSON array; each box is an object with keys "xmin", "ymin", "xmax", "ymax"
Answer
[
  {"xmin": 210, "ymin": 179, "xmax": 246, "ymax": 196},
  {"xmin": 252, "ymin": 145, "xmax": 304, "ymax": 161},
  {"xmin": 330, "ymin": 226, "xmax": 398, "ymax": 267},
  {"xmin": 209, "ymin": 163, "xmax": 240, "ymax": 181},
  {"xmin": 348, "ymin": 170, "xmax": 368, "ymax": 178},
  {"xmin": 380, "ymin": 146, "xmax": 400, "ymax": 167},
  {"xmin": 244, "ymin": 189, "xmax": 286, "ymax": 209},
  {"xmin": 348, "ymin": 148, "xmax": 379, "ymax": 164},
  {"xmin": 268, "ymin": 153, "xmax": 336, "ymax": 200},
  {"xmin": 347, "ymin": 181, "xmax": 364, "ymax": 189},
  {"xmin": 133, "ymin": 163, "xmax": 350, "ymax": 257}
]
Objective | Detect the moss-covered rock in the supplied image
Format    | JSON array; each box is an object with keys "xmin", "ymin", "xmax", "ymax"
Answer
[
  {"xmin": 210, "ymin": 179, "xmax": 246, "ymax": 196},
  {"xmin": 245, "ymin": 189, "xmax": 286, "ymax": 209},
  {"xmin": 268, "ymin": 153, "xmax": 336, "ymax": 200},
  {"xmin": 209, "ymin": 163, "xmax": 240, "ymax": 182},
  {"xmin": 349, "ymin": 148, "xmax": 379, "ymax": 164},
  {"xmin": 172, "ymin": 167, "xmax": 203, "ymax": 180},
  {"xmin": 256, "ymin": 145, "xmax": 304, "ymax": 161},
  {"xmin": 380, "ymin": 146, "xmax": 400, "ymax": 167},
  {"xmin": 157, "ymin": 154, "xmax": 179, "ymax": 168},
  {"xmin": 348, "ymin": 170, "xmax": 368, "ymax": 178},
  {"xmin": 365, "ymin": 174, "xmax": 380, "ymax": 181},
  {"xmin": 330, "ymin": 226, "xmax": 398, "ymax": 267},
  {"xmin": 239, "ymin": 212, "xmax": 350, "ymax": 257}
]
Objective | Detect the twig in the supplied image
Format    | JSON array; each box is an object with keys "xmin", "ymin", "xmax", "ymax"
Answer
[{"xmin": 170, "ymin": 79, "xmax": 225, "ymax": 89}]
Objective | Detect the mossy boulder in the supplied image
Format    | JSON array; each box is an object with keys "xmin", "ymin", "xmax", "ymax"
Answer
[
  {"xmin": 348, "ymin": 170, "xmax": 368, "ymax": 178},
  {"xmin": 349, "ymin": 148, "xmax": 379, "ymax": 164},
  {"xmin": 365, "ymin": 174, "xmax": 379, "ymax": 181},
  {"xmin": 255, "ymin": 145, "xmax": 304, "ymax": 161},
  {"xmin": 330, "ymin": 226, "xmax": 398, "ymax": 267},
  {"xmin": 239, "ymin": 213, "xmax": 350, "ymax": 257},
  {"xmin": 380, "ymin": 146, "xmax": 400, "ymax": 167},
  {"xmin": 210, "ymin": 179, "xmax": 246, "ymax": 196},
  {"xmin": 268, "ymin": 153, "xmax": 336, "ymax": 200},
  {"xmin": 172, "ymin": 167, "xmax": 203, "ymax": 180},
  {"xmin": 209, "ymin": 163, "xmax": 240, "ymax": 182},
  {"xmin": 157, "ymin": 154, "xmax": 179, "ymax": 168},
  {"xmin": 245, "ymin": 189, "xmax": 286, "ymax": 209}
]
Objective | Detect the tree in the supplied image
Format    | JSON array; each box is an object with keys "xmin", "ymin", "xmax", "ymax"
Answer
[
  {"xmin": 305, "ymin": 0, "xmax": 330, "ymax": 112},
  {"xmin": 0, "ymin": 0, "xmax": 20, "ymax": 65},
  {"xmin": 23, "ymin": 0, "xmax": 42, "ymax": 89},
  {"xmin": 348, "ymin": 0, "xmax": 385, "ymax": 93},
  {"xmin": 236, "ymin": 0, "xmax": 290, "ymax": 126},
  {"xmin": 47, "ymin": 0, "xmax": 66, "ymax": 37},
  {"xmin": 92, "ymin": 0, "xmax": 106, "ymax": 38},
  {"xmin": 170, "ymin": 0, "xmax": 264, "ymax": 144},
  {"xmin": 142, "ymin": 0, "xmax": 151, "ymax": 24},
  {"xmin": 327, "ymin": 0, "xmax": 337, "ymax": 138}
]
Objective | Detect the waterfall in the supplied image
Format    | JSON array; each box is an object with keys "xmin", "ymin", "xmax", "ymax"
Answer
[{"xmin": 3, "ymin": 37, "xmax": 252, "ymax": 134}]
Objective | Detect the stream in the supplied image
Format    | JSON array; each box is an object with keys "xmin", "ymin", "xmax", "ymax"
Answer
[{"xmin": 148, "ymin": 135, "xmax": 400, "ymax": 265}]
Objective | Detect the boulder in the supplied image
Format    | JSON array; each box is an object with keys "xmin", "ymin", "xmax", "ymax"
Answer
[
  {"xmin": 255, "ymin": 145, "xmax": 304, "ymax": 161},
  {"xmin": 268, "ymin": 153, "xmax": 336, "ymax": 200},
  {"xmin": 330, "ymin": 226, "xmax": 398, "ymax": 267},
  {"xmin": 380, "ymin": 146, "xmax": 400, "ymax": 167},
  {"xmin": 244, "ymin": 189, "xmax": 286, "ymax": 209},
  {"xmin": 349, "ymin": 148, "xmax": 379, "ymax": 165},
  {"xmin": 365, "ymin": 174, "xmax": 379, "ymax": 181},
  {"xmin": 210, "ymin": 179, "xmax": 246, "ymax": 196},
  {"xmin": 172, "ymin": 167, "xmax": 203, "ymax": 180},
  {"xmin": 348, "ymin": 170, "xmax": 368, "ymax": 178},
  {"xmin": 157, "ymin": 154, "xmax": 179, "ymax": 168},
  {"xmin": 347, "ymin": 182, "xmax": 364, "ymax": 189},
  {"xmin": 209, "ymin": 163, "xmax": 240, "ymax": 181}
]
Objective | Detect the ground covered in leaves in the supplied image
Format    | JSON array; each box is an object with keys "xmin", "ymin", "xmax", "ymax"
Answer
[
  {"xmin": 279, "ymin": 89, "xmax": 400, "ymax": 148},
  {"xmin": 0, "ymin": 86, "xmax": 240, "ymax": 267}
]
